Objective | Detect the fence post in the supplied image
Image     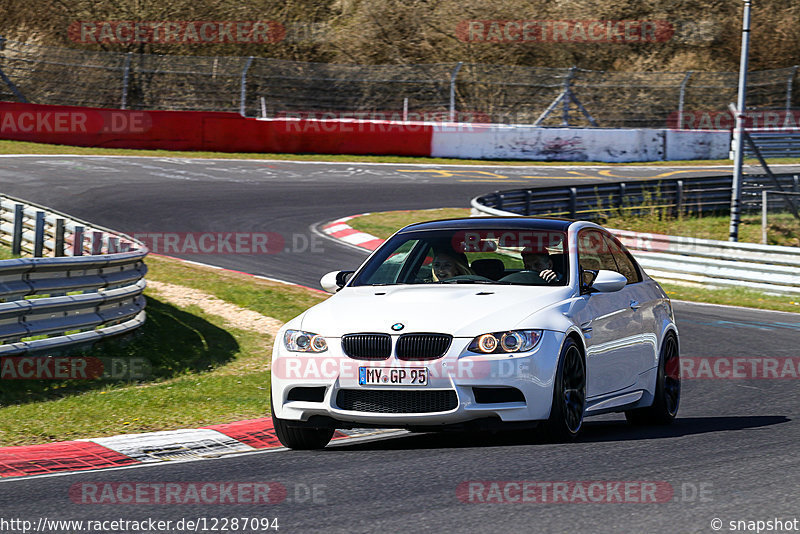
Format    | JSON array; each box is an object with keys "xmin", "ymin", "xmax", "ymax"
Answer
[
  {"xmin": 91, "ymin": 231, "xmax": 103, "ymax": 255},
  {"xmin": 678, "ymin": 72, "xmax": 693, "ymax": 129},
  {"xmin": 762, "ymin": 189, "xmax": 768, "ymax": 244},
  {"xmin": 449, "ymin": 62, "xmax": 463, "ymax": 122},
  {"xmin": 563, "ymin": 67, "xmax": 577, "ymax": 127},
  {"xmin": 676, "ymin": 180, "xmax": 684, "ymax": 217},
  {"xmin": 618, "ymin": 182, "xmax": 626, "ymax": 213},
  {"xmin": 121, "ymin": 52, "xmax": 131, "ymax": 110},
  {"xmin": 569, "ymin": 187, "xmax": 577, "ymax": 218},
  {"xmin": 240, "ymin": 56, "xmax": 254, "ymax": 116},
  {"xmin": 785, "ymin": 66, "xmax": 798, "ymax": 128},
  {"xmin": 11, "ymin": 204, "xmax": 23, "ymax": 255},
  {"xmin": 33, "ymin": 211, "xmax": 45, "ymax": 257},
  {"xmin": 55, "ymin": 218, "xmax": 65, "ymax": 257},
  {"xmin": 73, "ymin": 226, "xmax": 84, "ymax": 256},
  {"xmin": 524, "ymin": 190, "xmax": 531, "ymax": 216}
]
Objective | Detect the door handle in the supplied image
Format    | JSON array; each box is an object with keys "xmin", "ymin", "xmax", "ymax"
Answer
[{"xmin": 630, "ymin": 300, "xmax": 641, "ymax": 310}]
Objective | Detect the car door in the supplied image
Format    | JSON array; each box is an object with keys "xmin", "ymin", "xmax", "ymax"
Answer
[
  {"xmin": 573, "ymin": 228, "xmax": 643, "ymax": 398},
  {"xmin": 604, "ymin": 232, "xmax": 660, "ymax": 376}
]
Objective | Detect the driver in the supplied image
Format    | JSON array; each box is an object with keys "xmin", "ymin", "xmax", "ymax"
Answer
[{"xmin": 521, "ymin": 251, "xmax": 562, "ymax": 283}]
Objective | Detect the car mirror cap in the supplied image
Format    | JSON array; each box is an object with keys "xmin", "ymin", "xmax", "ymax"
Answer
[
  {"xmin": 320, "ymin": 271, "xmax": 342, "ymax": 293},
  {"xmin": 320, "ymin": 270, "xmax": 354, "ymax": 293},
  {"xmin": 591, "ymin": 270, "xmax": 627, "ymax": 292}
]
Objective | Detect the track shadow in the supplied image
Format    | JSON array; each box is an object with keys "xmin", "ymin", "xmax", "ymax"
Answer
[
  {"xmin": 327, "ymin": 415, "xmax": 790, "ymax": 451},
  {"xmin": 0, "ymin": 297, "xmax": 240, "ymax": 405}
]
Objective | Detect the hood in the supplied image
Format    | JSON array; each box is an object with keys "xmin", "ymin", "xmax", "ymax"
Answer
[{"xmin": 300, "ymin": 284, "xmax": 573, "ymax": 337}]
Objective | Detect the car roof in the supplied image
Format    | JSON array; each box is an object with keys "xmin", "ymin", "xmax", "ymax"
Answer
[{"xmin": 397, "ymin": 216, "xmax": 575, "ymax": 233}]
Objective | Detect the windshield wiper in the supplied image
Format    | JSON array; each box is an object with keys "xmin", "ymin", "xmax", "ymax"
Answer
[{"xmin": 438, "ymin": 279, "xmax": 500, "ymax": 284}]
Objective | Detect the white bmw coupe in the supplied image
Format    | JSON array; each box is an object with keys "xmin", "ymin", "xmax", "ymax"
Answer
[{"xmin": 271, "ymin": 218, "xmax": 680, "ymax": 449}]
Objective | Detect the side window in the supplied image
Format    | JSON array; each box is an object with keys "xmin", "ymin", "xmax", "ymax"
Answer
[
  {"xmin": 577, "ymin": 229, "xmax": 617, "ymax": 286},
  {"xmin": 602, "ymin": 233, "xmax": 642, "ymax": 284}
]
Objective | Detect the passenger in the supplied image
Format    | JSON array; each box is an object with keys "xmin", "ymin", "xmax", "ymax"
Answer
[
  {"xmin": 521, "ymin": 251, "xmax": 562, "ymax": 283},
  {"xmin": 431, "ymin": 249, "xmax": 472, "ymax": 281}
]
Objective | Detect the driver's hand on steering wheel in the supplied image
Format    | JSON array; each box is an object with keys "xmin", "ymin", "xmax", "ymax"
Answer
[{"xmin": 539, "ymin": 269, "xmax": 558, "ymax": 283}]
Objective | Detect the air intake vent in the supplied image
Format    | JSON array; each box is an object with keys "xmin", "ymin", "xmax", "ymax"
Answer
[
  {"xmin": 395, "ymin": 333, "xmax": 452, "ymax": 360},
  {"xmin": 341, "ymin": 333, "xmax": 391, "ymax": 360},
  {"xmin": 336, "ymin": 389, "xmax": 457, "ymax": 413}
]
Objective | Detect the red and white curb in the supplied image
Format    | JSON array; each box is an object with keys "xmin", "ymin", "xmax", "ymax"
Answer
[
  {"xmin": 320, "ymin": 214, "xmax": 385, "ymax": 252},
  {"xmin": 0, "ymin": 418, "xmax": 400, "ymax": 479}
]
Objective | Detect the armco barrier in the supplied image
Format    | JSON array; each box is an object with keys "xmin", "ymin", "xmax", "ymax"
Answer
[
  {"xmin": 0, "ymin": 101, "xmax": 733, "ymax": 162},
  {"xmin": 472, "ymin": 187, "xmax": 800, "ymax": 295},
  {"xmin": 0, "ymin": 193, "xmax": 148, "ymax": 355},
  {"xmin": 472, "ymin": 174, "xmax": 800, "ymax": 219}
]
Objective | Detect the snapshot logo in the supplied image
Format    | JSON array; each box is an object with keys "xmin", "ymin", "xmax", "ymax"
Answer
[
  {"xmin": 456, "ymin": 20, "xmax": 674, "ymax": 43},
  {"xmin": 132, "ymin": 232, "xmax": 324, "ymax": 255},
  {"xmin": 69, "ymin": 21, "xmax": 285, "ymax": 44},
  {"xmin": 0, "ymin": 110, "xmax": 151, "ymax": 135},
  {"xmin": 669, "ymin": 110, "xmax": 800, "ymax": 130},
  {"xmin": 681, "ymin": 357, "xmax": 800, "ymax": 380},
  {"xmin": 0, "ymin": 356, "xmax": 150, "ymax": 380}
]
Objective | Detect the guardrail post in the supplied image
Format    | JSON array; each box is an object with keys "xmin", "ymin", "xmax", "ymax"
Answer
[
  {"xmin": 569, "ymin": 187, "xmax": 577, "ymax": 218},
  {"xmin": 618, "ymin": 182, "xmax": 626, "ymax": 214},
  {"xmin": 762, "ymin": 189, "xmax": 768, "ymax": 244},
  {"xmin": 495, "ymin": 192, "xmax": 504, "ymax": 211},
  {"xmin": 73, "ymin": 226, "xmax": 84, "ymax": 256},
  {"xmin": 676, "ymin": 180, "xmax": 684, "ymax": 217},
  {"xmin": 91, "ymin": 232, "xmax": 103, "ymax": 255},
  {"xmin": 523, "ymin": 190, "xmax": 532, "ymax": 216},
  {"xmin": 33, "ymin": 211, "xmax": 45, "ymax": 257},
  {"xmin": 11, "ymin": 204, "xmax": 23, "ymax": 255},
  {"xmin": 55, "ymin": 218, "xmax": 65, "ymax": 257}
]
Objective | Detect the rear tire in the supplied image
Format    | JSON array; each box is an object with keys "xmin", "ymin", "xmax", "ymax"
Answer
[
  {"xmin": 540, "ymin": 337, "xmax": 586, "ymax": 442},
  {"xmin": 271, "ymin": 398, "xmax": 334, "ymax": 450},
  {"xmin": 625, "ymin": 333, "xmax": 680, "ymax": 426}
]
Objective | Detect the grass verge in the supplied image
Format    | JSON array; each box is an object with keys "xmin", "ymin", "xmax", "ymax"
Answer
[
  {"xmin": 2, "ymin": 139, "xmax": 800, "ymax": 166},
  {"xmin": 348, "ymin": 208, "xmax": 800, "ymax": 313},
  {"xmin": 0, "ymin": 254, "xmax": 327, "ymax": 446}
]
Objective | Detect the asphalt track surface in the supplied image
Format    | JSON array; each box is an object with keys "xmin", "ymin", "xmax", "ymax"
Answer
[{"xmin": 0, "ymin": 156, "xmax": 799, "ymax": 533}]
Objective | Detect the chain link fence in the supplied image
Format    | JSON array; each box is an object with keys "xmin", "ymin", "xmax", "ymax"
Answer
[{"xmin": 1, "ymin": 38, "xmax": 798, "ymax": 128}]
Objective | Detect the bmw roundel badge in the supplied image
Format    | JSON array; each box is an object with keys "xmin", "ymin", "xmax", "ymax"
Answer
[{"xmin": 391, "ymin": 323, "xmax": 404, "ymax": 331}]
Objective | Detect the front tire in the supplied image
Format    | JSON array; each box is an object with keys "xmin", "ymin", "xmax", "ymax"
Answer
[
  {"xmin": 271, "ymin": 398, "xmax": 334, "ymax": 450},
  {"xmin": 625, "ymin": 332, "xmax": 680, "ymax": 425},
  {"xmin": 541, "ymin": 337, "xmax": 586, "ymax": 442}
]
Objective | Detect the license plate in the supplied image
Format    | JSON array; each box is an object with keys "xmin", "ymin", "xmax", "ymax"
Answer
[{"xmin": 359, "ymin": 367, "xmax": 428, "ymax": 386}]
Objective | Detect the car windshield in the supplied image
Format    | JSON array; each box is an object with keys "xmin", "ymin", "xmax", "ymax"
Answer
[{"xmin": 350, "ymin": 227, "xmax": 569, "ymax": 287}]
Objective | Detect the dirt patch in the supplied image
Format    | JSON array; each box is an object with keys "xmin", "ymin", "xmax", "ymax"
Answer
[{"xmin": 146, "ymin": 280, "xmax": 284, "ymax": 338}]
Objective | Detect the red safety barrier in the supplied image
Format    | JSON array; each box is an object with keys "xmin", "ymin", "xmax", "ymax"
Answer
[{"xmin": 0, "ymin": 102, "xmax": 434, "ymax": 156}]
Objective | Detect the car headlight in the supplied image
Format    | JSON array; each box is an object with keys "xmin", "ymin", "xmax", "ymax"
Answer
[
  {"xmin": 468, "ymin": 330, "xmax": 542, "ymax": 354},
  {"xmin": 284, "ymin": 330, "xmax": 328, "ymax": 353}
]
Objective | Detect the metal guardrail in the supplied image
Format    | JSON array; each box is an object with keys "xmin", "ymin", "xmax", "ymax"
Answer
[
  {"xmin": 471, "ymin": 177, "xmax": 800, "ymax": 295},
  {"xmin": 745, "ymin": 131, "xmax": 800, "ymax": 158},
  {"xmin": 472, "ymin": 173, "xmax": 800, "ymax": 220},
  {"xmin": 0, "ymin": 194, "xmax": 148, "ymax": 355}
]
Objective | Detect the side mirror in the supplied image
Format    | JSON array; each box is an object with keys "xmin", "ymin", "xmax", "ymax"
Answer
[
  {"xmin": 590, "ymin": 270, "xmax": 627, "ymax": 293},
  {"xmin": 320, "ymin": 270, "xmax": 354, "ymax": 293}
]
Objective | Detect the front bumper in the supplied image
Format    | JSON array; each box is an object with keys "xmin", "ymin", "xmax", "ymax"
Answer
[{"xmin": 270, "ymin": 330, "xmax": 566, "ymax": 427}]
